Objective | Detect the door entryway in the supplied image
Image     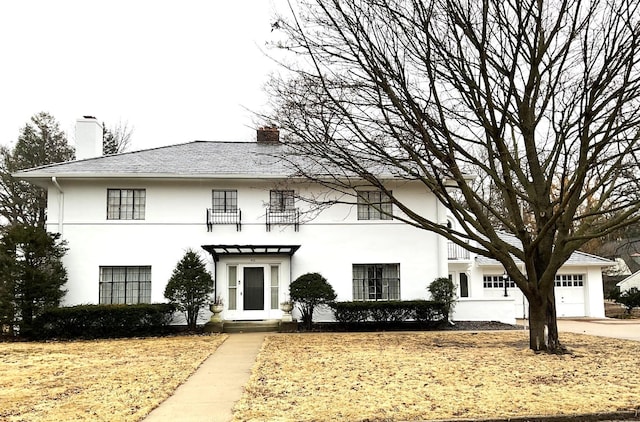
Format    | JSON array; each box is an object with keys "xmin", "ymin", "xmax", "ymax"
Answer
[
  {"xmin": 223, "ymin": 262, "xmax": 282, "ymax": 320},
  {"xmin": 202, "ymin": 245, "xmax": 301, "ymax": 321}
]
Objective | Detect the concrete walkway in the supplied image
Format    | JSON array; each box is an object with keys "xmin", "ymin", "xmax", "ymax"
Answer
[
  {"xmin": 144, "ymin": 332, "xmax": 265, "ymax": 422},
  {"xmin": 556, "ymin": 318, "xmax": 640, "ymax": 341}
]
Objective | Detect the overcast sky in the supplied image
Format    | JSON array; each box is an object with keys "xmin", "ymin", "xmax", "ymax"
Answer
[{"xmin": 0, "ymin": 0, "xmax": 288, "ymax": 152}]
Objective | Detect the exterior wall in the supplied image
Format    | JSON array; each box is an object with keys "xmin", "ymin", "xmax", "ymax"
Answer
[
  {"xmin": 454, "ymin": 298, "xmax": 515, "ymax": 324},
  {"xmin": 43, "ymin": 175, "xmax": 607, "ymax": 324},
  {"xmin": 45, "ymin": 177, "xmax": 446, "ymax": 321},
  {"xmin": 617, "ymin": 271, "xmax": 640, "ymax": 293}
]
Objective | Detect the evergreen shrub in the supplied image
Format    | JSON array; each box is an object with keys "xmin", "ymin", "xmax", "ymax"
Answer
[
  {"xmin": 331, "ymin": 300, "xmax": 447, "ymax": 327},
  {"xmin": 31, "ymin": 303, "xmax": 175, "ymax": 339}
]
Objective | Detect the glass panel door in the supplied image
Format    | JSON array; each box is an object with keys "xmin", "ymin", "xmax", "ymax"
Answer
[{"xmin": 243, "ymin": 267, "xmax": 265, "ymax": 311}]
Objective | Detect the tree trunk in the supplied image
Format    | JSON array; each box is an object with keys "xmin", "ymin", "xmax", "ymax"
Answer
[{"xmin": 527, "ymin": 287, "xmax": 564, "ymax": 353}]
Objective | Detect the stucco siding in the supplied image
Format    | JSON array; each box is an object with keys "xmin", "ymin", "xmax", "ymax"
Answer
[{"xmin": 47, "ymin": 178, "xmax": 445, "ymax": 309}]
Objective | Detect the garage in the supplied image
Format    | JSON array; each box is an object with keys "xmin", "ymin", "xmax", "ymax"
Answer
[{"xmin": 555, "ymin": 274, "xmax": 586, "ymax": 317}]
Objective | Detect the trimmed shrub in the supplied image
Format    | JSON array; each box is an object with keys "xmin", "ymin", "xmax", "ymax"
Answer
[
  {"xmin": 290, "ymin": 272, "xmax": 337, "ymax": 330},
  {"xmin": 331, "ymin": 300, "xmax": 447, "ymax": 327},
  {"xmin": 428, "ymin": 277, "xmax": 456, "ymax": 319},
  {"xmin": 31, "ymin": 303, "xmax": 176, "ymax": 340}
]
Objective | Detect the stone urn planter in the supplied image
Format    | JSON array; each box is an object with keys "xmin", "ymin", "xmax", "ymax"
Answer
[
  {"xmin": 280, "ymin": 301, "xmax": 293, "ymax": 322},
  {"xmin": 209, "ymin": 302, "xmax": 224, "ymax": 322}
]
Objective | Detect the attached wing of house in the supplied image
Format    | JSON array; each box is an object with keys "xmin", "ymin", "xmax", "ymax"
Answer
[{"xmin": 448, "ymin": 231, "xmax": 612, "ymax": 320}]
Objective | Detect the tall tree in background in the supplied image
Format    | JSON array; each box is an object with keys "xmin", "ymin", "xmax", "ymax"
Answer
[
  {"xmin": 267, "ymin": 0, "xmax": 640, "ymax": 352},
  {"xmin": 0, "ymin": 225, "xmax": 68, "ymax": 336},
  {"xmin": 0, "ymin": 112, "xmax": 74, "ymax": 228},
  {"xmin": 103, "ymin": 121, "xmax": 133, "ymax": 155}
]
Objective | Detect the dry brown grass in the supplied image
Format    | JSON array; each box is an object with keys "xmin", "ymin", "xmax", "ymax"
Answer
[
  {"xmin": 0, "ymin": 334, "xmax": 227, "ymax": 422},
  {"xmin": 234, "ymin": 331, "xmax": 640, "ymax": 421}
]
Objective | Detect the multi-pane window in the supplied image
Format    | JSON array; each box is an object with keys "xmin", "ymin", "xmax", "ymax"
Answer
[
  {"xmin": 353, "ymin": 264, "xmax": 400, "ymax": 301},
  {"xmin": 107, "ymin": 189, "xmax": 146, "ymax": 220},
  {"xmin": 212, "ymin": 190, "xmax": 237, "ymax": 213},
  {"xmin": 483, "ymin": 275, "xmax": 516, "ymax": 288},
  {"xmin": 228, "ymin": 266, "xmax": 237, "ymax": 310},
  {"xmin": 270, "ymin": 266, "xmax": 279, "ymax": 310},
  {"xmin": 555, "ymin": 274, "xmax": 584, "ymax": 287},
  {"xmin": 357, "ymin": 190, "xmax": 392, "ymax": 220},
  {"xmin": 270, "ymin": 190, "xmax": 295, "ymax": 212},
  {"xmin": 99, "ymin": 266, "xmax": 151, "ymax": 304}
]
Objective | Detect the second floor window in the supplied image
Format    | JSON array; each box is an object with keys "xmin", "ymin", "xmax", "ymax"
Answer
[
  {"xmin": 212, "ymin": 190, "xmax": 237, "ymax": 213},
  {"xmin": 270, "ymin": 190, "xmax": 295, "ymax": 212},
  {"xmin": 107, "ymin": 189, "xmax": 145, "ymax": 220},
  {"xmin": 357, "ymin": 190, "xmax": 392, "ymax": 220}
]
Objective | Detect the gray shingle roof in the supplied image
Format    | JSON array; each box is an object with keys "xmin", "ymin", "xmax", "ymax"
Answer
[
  {"xmin": 14, "ymin": 141, "xmax": 293, "ymax": 179},
  {"xmin": 476, "ymin": 231, "xmax": 613, "ymax": 267}
]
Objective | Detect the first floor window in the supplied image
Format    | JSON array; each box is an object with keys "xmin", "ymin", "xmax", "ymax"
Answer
[
  {"xmin": 99, "ymin": 266, "xmax": 151, "ymax": 304},
  {"xmin": 228, "ymin": 266, "xmax": 237, "ymax": 310},
  {"xmin": 212, "ymin": 190, "xmax": 237, "ymax": 213},
  {"xmin": 483, "ymin": 275, "xmax": 515, "ymax": 289},
  {"xmin": 353, "ymin": 264, "xmax": 400, "ymax": 301},
  {"xmin": 555, "ymin": 274, "xmax": 584, "ymax": 287},
  {"xmin": 459, "ymin": 273, "xmax": 469, "ymax": 297},
  {"xmin": 270, "ymin": 265, "xmax": 279, "ymax": 310},
  {"xmin": 357, "ymin": 190, "xmax": 392, "ymax": 220},
  {"xmin": 107, "ymin": 189, "xmax": 146, "ymax": 220}
]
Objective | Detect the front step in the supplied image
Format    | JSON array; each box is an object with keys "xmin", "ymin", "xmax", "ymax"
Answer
[{"xmin": 223, "ymin": 319, "xmax": 282, "ymax": 333}]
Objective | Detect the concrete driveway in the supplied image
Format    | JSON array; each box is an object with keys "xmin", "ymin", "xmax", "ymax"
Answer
[{"xmin": 519, "ymin": 318, "xmax": 640, "ymax": 342}]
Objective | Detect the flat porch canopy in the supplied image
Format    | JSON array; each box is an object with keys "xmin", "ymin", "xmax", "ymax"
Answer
[{"xmin": 201, "ymin": 244, "xmax": 301, "ymax": 262}]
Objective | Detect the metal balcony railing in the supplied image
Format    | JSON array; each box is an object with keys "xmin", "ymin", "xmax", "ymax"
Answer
[
  {"xmin": 448, "ymin": 241, "xmax": 470, "ymax": 260},
  {"xmin": 266, "ymin": 207, "xmax": 300, "ymax": 232},
  {"xmin": 206, "ymin": 208, "xmax": 241, "ymax": 232}
]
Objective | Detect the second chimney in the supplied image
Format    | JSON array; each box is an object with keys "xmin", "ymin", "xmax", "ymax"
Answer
[
  {"xmin": 257, "ymin": 126, "xmax": 280, "ymax": 143},
  {"xmin": 75, "ymin": 116, "xmax": 103, "ymax": 160}
]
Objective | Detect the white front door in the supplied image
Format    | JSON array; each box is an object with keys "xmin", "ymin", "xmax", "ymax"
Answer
[{"xmin": 223, "ymin": 262, "xmax": 282, "ymax": 320}]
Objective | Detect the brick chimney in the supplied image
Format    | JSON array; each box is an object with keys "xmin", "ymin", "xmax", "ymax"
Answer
[
  {"xmin": 257, "ymin": 126, "xmax": 280, "ymax": 143},
  {"xmin": 75, "ymin": 116, "xmax": 103, "ymax": 160}
]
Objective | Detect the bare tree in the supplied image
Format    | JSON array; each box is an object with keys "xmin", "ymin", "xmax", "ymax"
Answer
[
  {"xmin": 266, "ymin": 0, "xmax": 640, "ymax": 352},
  {"xmin": 102, "ymin": 121, "xmax": 133, "ymax": 155}
]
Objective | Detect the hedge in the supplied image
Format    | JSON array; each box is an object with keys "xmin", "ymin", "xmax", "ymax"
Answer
[
  {"xmin": 331, "ymin": 300, "xmax": 447, "ymax": 326},
  {"xmin": 31, "ymin": 303, "xmax": 176, "ymax": 340}
]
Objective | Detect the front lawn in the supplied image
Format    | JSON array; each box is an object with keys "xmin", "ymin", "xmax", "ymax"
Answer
[
  {"xmin": 0, "ymin": 334, "xmax": 227, "ymax": 421},
  {"xmin": 234, "ymin": 331, "xmax": 640, "ymax": 421}
]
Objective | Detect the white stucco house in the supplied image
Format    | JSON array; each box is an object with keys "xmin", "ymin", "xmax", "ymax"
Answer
[{"xmin": 14, "ymin": 117, "xmax": 610, "ymax": 325}]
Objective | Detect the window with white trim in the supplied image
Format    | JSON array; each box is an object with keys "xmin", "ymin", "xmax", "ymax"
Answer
[
  {"xmin": 270, "ymin": 265, "xmax": 279, "ymax": 310},
  {"xmin": 228, "ymin": 266, "xmax": 237, "ymax": 310},
  {"xmin": 107, "ymin": 189, "xmax": 146, "ymax": 220},
  {"xmin": 357, "ymin": 190, "xmax": 392, "ymax": 220},
  {"xmin": 99, "ymin": 266, "xmax": 151, "ymax": 304},
  {"xmin": 483, "ymin": 275, "xmax": 516, "ymax": 289},
  {"xmin": 554, "ymin": 274, "xmax": 584, "ymax": 287},
  {"xmin": 353, "ymin": 264, "xmax": 400, "ymax": 301}
]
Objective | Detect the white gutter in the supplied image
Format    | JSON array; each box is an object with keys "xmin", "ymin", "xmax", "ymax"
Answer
[{"xmin": 51, "ymin": 177, "xmax": 64, "ymax": 234}]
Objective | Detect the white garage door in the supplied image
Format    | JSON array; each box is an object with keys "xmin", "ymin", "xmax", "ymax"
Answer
[{"xmin": 555, "ymin": 274, "xmax": 585, "ymax": 317}]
